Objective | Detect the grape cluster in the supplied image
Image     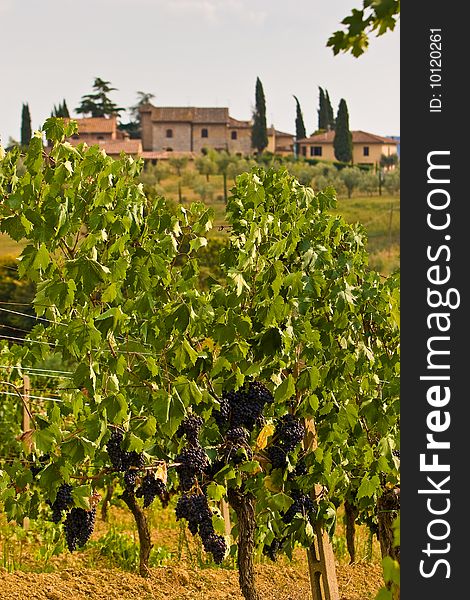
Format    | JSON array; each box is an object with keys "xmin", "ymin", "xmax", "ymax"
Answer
[
  {"xmin": 175, "ymin": 493, "xmax": 227, "ymax": 564},
  {"xmin": 64, "ymin": 507, "xmax": 96, "ymax": 552},
  {"xmin": 106, "ymin": 429, "xmax": 144, "ymax": 472},
  {"xmin": 223, "ymin": 427, "xmax": 253, "ymax": 465},
  {"xmin": 275, "ymin": 414, "xmax": 305, "ymax": 452},
  {"xmin": 175, "ymin": 444, "xmax": 209, "ymax": 491},
  {"xmin": 267, "ymin": 446, "xmax": 288, "ymax": 470},
  {"xmin": 123, "ymin": 469, "xmax": 139, "ymax": 491},
  {"xmin": 49, "ymin": 483, "xmax": 73, "ymax": 524},
  {"xmin": 136, "ymin": 473, "xmax": 167, "ymax": 508},
  {"xmin": 263, "ymin": 538, "xmax": 282, "ymax": 562},
  {"xmin": 282, "ymin": 490, "xmax": 315, "ymax": 524},
  {"xmin": 176, "ymin": 414, "xmax": 204, "ymax": 444},
  {"xmin": 267, "ymin": 414, "xmax": 305, "ymax": 470},
  {"xmin": 392, "ymin": 449, "xmax": 400, "ymax": 459},
  {"xmin": 214, "ymin": 381, "xmax": 273, "ymax": 432}
]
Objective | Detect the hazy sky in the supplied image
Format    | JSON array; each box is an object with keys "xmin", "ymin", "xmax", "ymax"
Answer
[{"xmin": 1, "ymin": 0, "xmax": 399, "ymax": 144}]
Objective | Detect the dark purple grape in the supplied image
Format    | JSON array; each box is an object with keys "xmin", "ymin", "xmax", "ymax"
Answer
[
  {"xmin": 49, "ymin": 483, "xmax": 73, "ymax": 523},
  {"xmin": 263, "ymin": 538, "xmax": 281, "ymax": 561},
  {"xmin": 176, "ymin": 444, "xmax": 209, "ymax": 491},
  {"xmin": 64, "ymin": 507, "xmax": 96, "ymax": 551},
  {"xmin": 177, "ymin": 414, "xmax": 204, "ymax": 443},
  {"xmin": 136, "ymin": 473, "xmax": 166, "ymax": 508},
  {"xmin": 267, "ymin": 446, "xmax": 288, "ymax": 470}
]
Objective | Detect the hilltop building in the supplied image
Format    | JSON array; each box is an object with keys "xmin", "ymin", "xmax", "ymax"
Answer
[
  {"xmin": 297, "ymin": 130, "xmax": 398, "ymax": 167},
  {"xmin": 139, "ymin": 104, "xmax": 295, "ymax": 157},
  {"xmin": 66, "ymin": 116, "xmax": 143, "ymax": 158}
]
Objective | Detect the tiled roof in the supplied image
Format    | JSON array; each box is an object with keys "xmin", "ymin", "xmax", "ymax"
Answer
[
  {"xmin": 268, "ymin": 127, "xmax": 294, "ymax": 138},
  {"xmin": 68, "ymin": 116, "xmax": 117, "ymax": 134},
  {"xmin": 228, "ymin": 116, "xmax": 252, "ymax": 128},
  {"xmin": 297, "ymin": 130, "xmax": 398, "ymax": 145},
  {"xmin": 149, "ymin": 107, "xmax": 229, "ymax": 124}
]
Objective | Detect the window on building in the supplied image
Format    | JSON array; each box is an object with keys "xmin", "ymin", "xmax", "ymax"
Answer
[
  {"xmin": 231, "ymin": 131, "xmax": 237, "ymax": 140},
  {"xmin": 363, "ymin": 146, "xmax": 370, "ymax": 156},
  {"xmin": 301, "ymin": 146, "xmax": 307, "ymax": 157},
  {"xmin": 310, "ymin": 146, "xmax": 322, "ymax": 157},
  {"xmin": 201, "ymin": 128, "xmax": 208, "ymax": 138},
  {"xmin": 166, "ymin": 129, "xmax": 173, "ymax": 138},
  {"xmin": 97, "ymin": 136, "xmax": 104, "ymax": 140}
]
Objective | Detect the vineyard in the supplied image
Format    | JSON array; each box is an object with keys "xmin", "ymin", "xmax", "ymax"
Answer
[{"xmin": 0, "ymin": 120, "xmax": 400, "ymax": 600}]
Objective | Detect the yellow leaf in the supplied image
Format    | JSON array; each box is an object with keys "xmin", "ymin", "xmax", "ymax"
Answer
[
  {"xmin": 256, "ymin": 423, "xmax": 275, "ymax": 450},
  {"xmin": 155, "ymin": 462, "xmax": 168, "ymax": 484},
  {"xmin": 202, "ymin": 337, "xmax": 215, "ymax": 352}
]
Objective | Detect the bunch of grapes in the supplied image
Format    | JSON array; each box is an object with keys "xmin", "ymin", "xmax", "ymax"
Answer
[
  {"xmin": 106, "ymin": 429, "xmax": 144, "ymax": 472},
  {"xmin": 263, "ymin": 538, "xmax": 282, "ymax": 562},
  {"xmin": 49, "ymin": 483, "xmax": 73, "ymax": 524},
  {"xmin": 267, "ymin": 445, "xmax": 288, "ymax": 470},
  {"xmin": 267, "ymin": 414, "xmax": 305, "ymax": 470},
  {"xmin": 214, "ymin": 381, "xmax": 273, "ymax": 433},
  {"xmin": 123, "ymin": 469, "xmax": 139, "ymax": 491},
  {"xmin": 136, "ymin": 473, "xmax": 167, "ymax": 508},
  {"xmin": 64, "ymin": 507, "xmax": 96, "ymax": 552},
  {"xmin": 392, "ymin": 449, "xmax": 400, "ymax": 459},
  {"xmin": 282, "ymin": 490, "xmax": 315, "ymax": 524},
  {"xmin": 175, "ymin": 493, "xmax": 227, "ymax": 564},
  {"xmin": 222, "ymin": 427, "xmax": 253, "ymax": 465},
  {"xmin": 176, "ymin": 414, "xmax": 204, "ymax": 444},
  {"xmin": 175, "ymin": 444, "xmax": 209, "ymax": 491},
  {"xmin": 275, "ymin": 414, "xmax": 305, "ymax": 452}
]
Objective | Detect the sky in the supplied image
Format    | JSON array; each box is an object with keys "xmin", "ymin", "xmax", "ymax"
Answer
[{"xmin": 0, "ymin": 0, "xmax": 399, "ymax": 144}]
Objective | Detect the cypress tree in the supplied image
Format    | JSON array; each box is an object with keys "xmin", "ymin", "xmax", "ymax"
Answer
[
  {"xmin": 293, "ymin": 95, "xmax": 306, "ymax": 157},
  {"xmin": 325, "ymin": 90, "xmax": 335, "ymax": 131},
  {"xmin": 61, "ymin": 99, "xmax": 70, "ymax": 118},
  {"xmin": 333, "ymin": 99, "xmax": 353, "ymax": 163},
  {"xmin": 21, "ymin": 103, "xmax": 32, "ymax": 146},
  {"xmin": 251, "ymin": 77, "xmax": 268, "ymax": 154},
  {"xmin": 318, "ymin": 87, "xmax": 329, "ymax": 131}
]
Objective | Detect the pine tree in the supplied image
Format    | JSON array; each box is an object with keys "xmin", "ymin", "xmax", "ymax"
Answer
[
  {"xmin": 21, "ymin": 103, "xmax": 32, "ymax": 146},
  {"xmin": 293, "ymin": 95, "xmax": 306, "ymax": 157},
  {"xmin": 76, "ymin": 77, "xmax": 124, "ymax": 118},
  {"xmin": 318, "ymin": 87, "xmax": 329, "ymax": 131},
  {"xmin": 251, "ymin": 77, "xmax": 268, "ymax": 154},
  {"xmin": 325, "ymin": 90, "xmax": 335, "ymax": 131},
  {"xmin": 333, "ymin": 99, "xmax": 353, "ymax": 163}
]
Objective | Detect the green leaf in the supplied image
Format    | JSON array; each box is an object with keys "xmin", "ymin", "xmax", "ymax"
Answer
[
  {"xmin": 206, "ymin": 483, "xmax": 225, "ymax": 501},
  {"xmin": 274, "ymin": 375, "xmax": 295, "ymax": 403},
  {"xmin": 357, "ymin": 474, "xmax": 381, "ymax": 499},
  {"xmin": 72, "ymin": 485, "xmax": 91, "ymax": 510}
]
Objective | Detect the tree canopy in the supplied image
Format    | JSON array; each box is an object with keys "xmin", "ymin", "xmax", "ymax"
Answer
[
  {"xmin": 76, "ymin": 77, "xmax": 124, "ymax": 118},
  {"xmin": 251, "ymin": 77, "xmax": 268, "ymax": 154},
  {"xmin": 333, "ymin": 99, "xmax": 353, "ymax": 163}
]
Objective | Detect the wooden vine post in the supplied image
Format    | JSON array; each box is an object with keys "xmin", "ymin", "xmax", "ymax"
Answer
[
  {"xmin": 22, "ymin": 375, "xmax": 31, "ymax": 531},
  {"xmin": 304, "ymin": 418, "xmax": 339, "ymax": 600}
]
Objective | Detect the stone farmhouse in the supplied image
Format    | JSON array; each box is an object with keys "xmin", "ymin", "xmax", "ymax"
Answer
[
  {"xmin": 140, "ymin": 104, "xmax": 251, "ymax": 154},
  {"xmin": 139, "ymin": 104, "xmax": 295, "ymax": 157},
  {"xmin": 297, "ymin": 130, "xmax": 398, "ymax": 167},
  {"xmin": 67, "ymin": 116, "xmax": 143, "ymax": 158}
]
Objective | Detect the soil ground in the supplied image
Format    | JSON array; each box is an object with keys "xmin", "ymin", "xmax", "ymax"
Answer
[{"xmin": 0, "ymin": 504, "xmax": 383, "ymax": 600}]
